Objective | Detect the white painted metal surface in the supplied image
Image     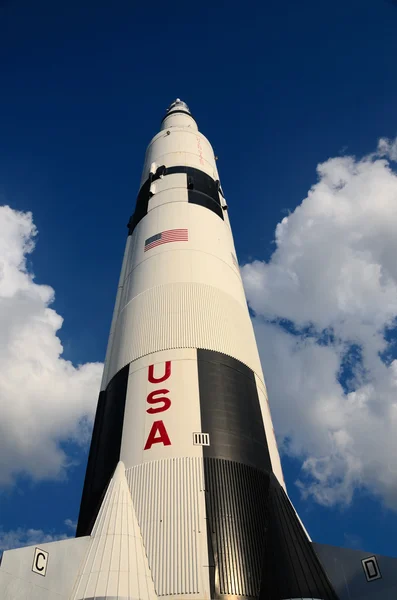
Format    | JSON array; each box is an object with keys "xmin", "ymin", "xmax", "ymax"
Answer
[
  {"xmin": 126, "ymin": 459, "xmax": 209, "ymax": 598},
  {"xmin": 103, "ymin": 178, "xmax": 263, "ymax": 388},
  {"xmin": 119, "ymin": 350, "xmax": 208, "ymax": 597},
  {"xmin": 101, "ymin": 235, "xmax": 132, "ymax": 389},
  {"xmin": 120, "ymin": 349, "xmax": 202, "ymax": 466},
  {"xmin": 104, "ymin": 282, "xmax": 263, "ymax": 389},
  {"xmin": 0, "ymin": 536, "xmax": 90, "ymax": 599},
  {"xmin": 141, "ymin": 129, "xmax": 217, "ymax": 184}
]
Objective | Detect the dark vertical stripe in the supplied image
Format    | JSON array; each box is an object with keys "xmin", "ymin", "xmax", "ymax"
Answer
[
  {"xmin": 262, "ymin": 473, "xmax": 339, "ymax": 599},
  {"xmin": 76, "ymin": 364, "xmax": 129, "ymax": 537},
  {"xmin": 127, "ymin": 177, "xmax": 152, "ymax": 235},
  {"xmin": 203, "ymin": 461, "xmax": 339, "ymax": 600},
  {"xmin": 203, "ymin": 459, "xmax": 269, "ymax": 598},
  {"xmin": 197, "ymin": 348, "xmax": 272, "ymax": 472},
  {"xmin": 197, "ymin": 348, "xmax": 338, "ymax": 599},
  {"xmin": 197, "ymin": 349, "xmax": 271, "ymax": 598}
]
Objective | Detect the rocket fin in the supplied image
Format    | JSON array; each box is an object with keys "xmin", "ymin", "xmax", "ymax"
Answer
[
  {"xmin": 313, "ymin": 542, "xmax": 397, "ymax": 599},
  {"xmin": 71, "ymin": 460, "xmax": 157, "ymax": 600},
  {"xmin": 0, "ymin": 461, "xmax": 157, "ymax": 600}
]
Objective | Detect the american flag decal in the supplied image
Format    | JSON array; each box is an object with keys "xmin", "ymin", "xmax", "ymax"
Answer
[{"xmin": 144, "ymin": 229, "xmax": 189, "ymax": 252}]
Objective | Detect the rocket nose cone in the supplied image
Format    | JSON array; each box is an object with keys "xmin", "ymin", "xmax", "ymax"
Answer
[
  {"xmin": 165, "ymin": 98, "xmax": 191, "ymax": 115},
  {"xmin": 160, "ymin": 98, "xmax": 197, "ymax": 129}
]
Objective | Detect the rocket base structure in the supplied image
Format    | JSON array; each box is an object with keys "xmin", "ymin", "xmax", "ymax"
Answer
[{"xmin": 1, "ymin": 101, "xmax": 396, "ymax": 600}]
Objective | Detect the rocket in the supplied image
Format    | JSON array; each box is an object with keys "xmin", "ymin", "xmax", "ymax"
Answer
[
  {"xmin": 0, "ymin": 100, "xmax": 394, "ymax": 600},
  {"xmin": 75, "ymin": 98, "xmax": 338, "ymax": 599}
]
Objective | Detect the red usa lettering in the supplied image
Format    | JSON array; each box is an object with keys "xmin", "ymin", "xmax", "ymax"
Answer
[
  {"xmin": 144, "ymin": 362, "xmax": 172, "ymax": 449},
  {"xmin": 144, "ymin": 420, "xmax": 171, "ymax": 450},
  {"xmin": 148, "ymin": 361, "xmax": 171, "ymax": 383},
  {"xmin": 146, "ymin": 389, "xmax": 171, "ymax": 414}
]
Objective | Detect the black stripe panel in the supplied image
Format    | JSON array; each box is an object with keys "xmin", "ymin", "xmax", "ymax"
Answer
[
  {"xmin": 76, "ymin": 364, "xmax": 129, "ymax": 537},
  {"xmin": 169, "ymin": 166, "xmax": 219, "ymax": 202},
  {"xmin": 128, "ymin": 166, "xmax": 223, "ymax": 235},
  {"xmin": 261, "ymin": 473, "xmax": 339, "ymax": 599},
  {"xmin": 127, "ymin": 178, "xmax": 152, "ymax": 235},
  {"xmin": 204, "ymin": 460, "xmax": 339, "ymax": 600},
  {"xmin": 197, "ymin": 348, "xmax": 272, "ymax": 473},
  {"xmin": 204, "ymin": 459, "xmax": 269, "ymax": 598},
  {"xmin": 198, "ymin": 349, "xmax": 338, "ymax": 599},
  {"xmin": 188, "ymin": 189, "xmax": 224, "ymax": 220}
]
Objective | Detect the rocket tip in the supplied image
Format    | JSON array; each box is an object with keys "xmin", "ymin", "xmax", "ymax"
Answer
[
  {"xmin": 165, "ymin": 98, "xmax": 191, "ymax": 115},
  {"xmin": 113, "ymin": 461, "xmax": 126, "ymax": 480},
  {"xmin": 160, "ymin": 98, "xmax": 195, "ymax": 126}
]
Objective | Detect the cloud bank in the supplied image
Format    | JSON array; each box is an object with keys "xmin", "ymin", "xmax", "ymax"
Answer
[
  {"xmin": 0, "ymin": 205, "xmax": 103, "ymax": 486},
  {"xmin": 242, "ymin": 138, "xmax": 397, "ymax": 510},
  {"xmin": 0, "ymin": 519, "xmax": 77, "ymax": 555},
  {"xmin": 0, "ymin": 527, "xmax": 69, "ymax": 553}
]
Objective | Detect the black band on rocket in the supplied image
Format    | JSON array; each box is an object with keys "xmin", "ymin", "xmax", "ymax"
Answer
[
  {"xmin": 76, "ymin": 364, "xmax": 129, "ymax": 537},
  {"xmin": 197, "ymin": 349, "xmax": 338, "ymax": 599},
  {"xmin": 128, "ymin": 166, "xmax": 224, "ymax": 235},
  {"xmin": 197, "ymin": 348, "xmax": 272, "ymax": 472},
  {"xmin": 160, "ymin": 109, "xmax": 193, "ymax": 123}
]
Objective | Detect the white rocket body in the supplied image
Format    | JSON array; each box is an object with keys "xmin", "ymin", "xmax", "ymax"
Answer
[
  {"xmin": 105, "ymin": 104, "xmax": 284, "ymax": 496},
  {"xmin": 0, "ymin": 101, "xmax": 346, "ymax": 600}
]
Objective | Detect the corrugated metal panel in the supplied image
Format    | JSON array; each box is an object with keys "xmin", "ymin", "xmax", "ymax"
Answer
[
  {"xmin": 203, "ymin": 458, "xmax": 269, "ymax": 599},
  {"xmin": 262, "ymin": 473, "xmax": 339, "ymax": 599},
  {"xmin": 106, "ymin": 282, "xmax": 262, "ymax": 387},
  {"xmin": 126, "ymin": 458, "xmax": 205, "ymax": 597},
  {"xmin": 203, "ymin": 460, "xmax": 338, "ymax": 600}
]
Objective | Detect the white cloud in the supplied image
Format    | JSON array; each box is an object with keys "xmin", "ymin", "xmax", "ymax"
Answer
[
  {"xmin": 64, "ymin": 518, "xmax": 77, "ymax": 531},
  {"xmin": 378, "ymin": 137, "xmax": 397, "ymax": 162},
  {"xmin": 0, "ymin": 527, "xmax": 69, "ymax": 553},
  {"xmin": 241, "ymin": 139, "xmax": 397, "ymax": 510},
  {"xmin": 0, "ymin": 205, "xmax": 103, "ymax": 485}
]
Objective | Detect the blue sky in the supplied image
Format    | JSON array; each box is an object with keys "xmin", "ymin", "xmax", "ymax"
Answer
[{"xmin": 1, "ymin": 0, "xmax": 397, "ymax": 556}]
